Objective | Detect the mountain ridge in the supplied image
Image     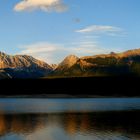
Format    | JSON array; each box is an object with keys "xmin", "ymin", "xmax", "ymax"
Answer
[
  {"xmin": 1, "ymin": 48, "xmax": 140, "ymax": 79},
  {"xmin": 50, "ymin": 48, "xmax": 140, "ymax": 77},
  {"xmin": 0, "ymin": 52, "xmax": 53, "ymax": 79},
  {"xmin": 0, "ymin": 52, "xmax": 52, "ymax": 69}
]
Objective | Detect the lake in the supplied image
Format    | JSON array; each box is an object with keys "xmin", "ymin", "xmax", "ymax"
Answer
[{"xmin": 0, "ymin": 98, "xmax": 140, "ymax": 140}]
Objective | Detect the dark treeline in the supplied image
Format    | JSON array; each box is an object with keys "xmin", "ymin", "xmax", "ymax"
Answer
[{"xmin": 0, "ymin": 77, "xmax": 139, "ymax": 97}]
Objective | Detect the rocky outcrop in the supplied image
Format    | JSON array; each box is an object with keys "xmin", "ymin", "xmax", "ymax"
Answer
[
  {"xmin": 0, "ymin": 70, "xmax": 12, "ymax": 79},
  {"xmin": 51, "ymin": 64, "xmax": 58, "ymax": 70}
]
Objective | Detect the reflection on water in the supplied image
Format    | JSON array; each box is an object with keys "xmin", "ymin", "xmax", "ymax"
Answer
[
  {"xmin": 0, "ymin": 112, "xmax": 140, "ymax": 140},
  {"xmin": 0, "ymin": 98, "xmax": 140, "ymax": 140}
]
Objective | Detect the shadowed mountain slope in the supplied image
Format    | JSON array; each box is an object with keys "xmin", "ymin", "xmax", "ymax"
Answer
[{"xmin": 50, "ymin": 48, "xmax": 140, "ymax": 77}]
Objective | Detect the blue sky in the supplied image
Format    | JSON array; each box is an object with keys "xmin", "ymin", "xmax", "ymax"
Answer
[{"xmin": 0, "ymin": 0, "xmax": 140, "ymax": 63}]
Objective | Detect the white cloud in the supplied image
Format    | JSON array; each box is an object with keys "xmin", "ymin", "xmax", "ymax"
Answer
[
  {"xmin": 14, "ymin": 0, "xmax": 68, "ymax": 12},
  {"xmin": 19, "ymin": 42, "xmax": 63, "ymax": 64},
  {"xmin": 18, "ymin": 41, "xmax": 109, "ymax": 64},
  {"xmin": 76, "ymin": 25, "xmax": 122, "ymax": 35}
]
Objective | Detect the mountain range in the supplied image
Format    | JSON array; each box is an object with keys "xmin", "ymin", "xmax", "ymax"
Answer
[
  {"xmin": 0, "ymin": 52, "xmax": 52, "ymax": 79},
  {"xmin": 1, "ymin": 48, "xmax": 140, "ymax": 79}
]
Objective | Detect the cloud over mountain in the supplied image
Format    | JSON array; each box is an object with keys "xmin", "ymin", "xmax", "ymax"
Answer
[
  {"xmin": 14, "ymin": 0, "xmax": 68, "ymax": 12},
  {"xmin": 18, "ymin": 41, "xmax": 109, "ymax": 64}
]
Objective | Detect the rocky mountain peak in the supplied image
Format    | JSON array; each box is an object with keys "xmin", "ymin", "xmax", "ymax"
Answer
[
  {"xmin": 58, "ymin": 55, "xmax": 79, "ymax": 68},
  {"xmin": 0, "ymin": 52, "xmax": 52, "ymax": 70}
]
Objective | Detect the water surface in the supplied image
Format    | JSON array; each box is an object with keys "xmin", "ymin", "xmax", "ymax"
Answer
[
  {"xmin": 0, "ymin": 98, "xmax": 140, "ymax": 113},
  {"xmin": 0, "ymin": 98, "xmax": 140, "ymax": 140}
]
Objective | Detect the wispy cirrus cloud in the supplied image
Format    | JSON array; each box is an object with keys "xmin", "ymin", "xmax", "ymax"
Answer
[
  {"xmin": 14, "ymin": 0, "xmax": 68, "ymax": 12},
  {"xmin": 76, "ymin": 25, "xmax": 123, "ymax": 36}
]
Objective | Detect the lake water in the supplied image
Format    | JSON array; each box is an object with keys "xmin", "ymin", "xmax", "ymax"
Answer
[{"xmin": 0, "ymin": 98, "xmax": 140, "ymax": 140}]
